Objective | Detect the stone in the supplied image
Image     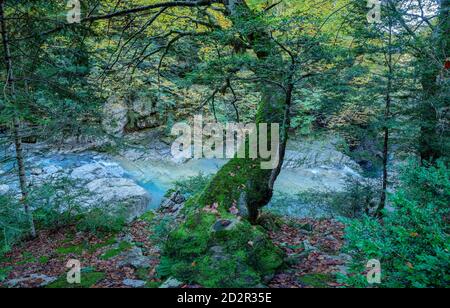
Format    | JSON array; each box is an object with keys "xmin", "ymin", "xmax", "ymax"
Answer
[
  {"xmin": 70, "ymin": 163, "xmax": 109, "ymax": 182},
  {"xmin": 85, "ymin": 178, "xmax": 151, "ymax": 222},
  {"xmin": 283, "ymin": 138, "xmax": 362, "ymax": 172},
  {"xmin": 117, "ymin": 247, "xmax": 151, "ymax": 269},
  {"xmin": 6, "ymin": 274, "xmax": 57, "ymax": 288},
  {"xmin": 160, "ymin": 191, "xmax": 185, "ymax": 215},
  {"xmin": 31, "ymin": 168, "xmax": 43, "ymax": 176},
  {"xmin": 102, "ymin": 96, "xmax": 128, "ymax": 137},
  {"xmin": 211, "ymin": 219, "xmax": 238, "ymax": 232},
  {"xmin": 0, "ymin": 184, "xmax": 10, "ymax": 195},
  {"xmin": 237, "ymin": 191, "xmax": 249, "ymax": 217},
  {"xmin": 172, "ymin": 192, "xmax": 186, "ymax": 204},
  {"xmin": 159, "ymin": 277, "xmax": 182, "ymax": 288},
  {"xmin": 303, "ymin": 240, "xmax": 318, "ymax": 252},
  {"xmin": 284, "ymin": 251, "xmax": 309, "ymax": 266},
  {"xmin": 123, "ymin": 279, "xmax": 146, "ymax": 288},
  {"xmin": 103, "ymin": 94, "xmax": 163, "ymax": 137},
  {"xmin": 210, "ymin": 246, "xmax": 228, "ymax": 262},
  {"xmin": 43, "ymin": 165, "xmax": 62, "ymax": 176}
]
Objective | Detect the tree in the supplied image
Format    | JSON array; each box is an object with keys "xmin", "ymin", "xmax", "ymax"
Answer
[
  {"xmin": 0, "ymin": 0, "xmax": 36, "ymax": 238},
  {"xmin": 387, "ymin": 0, "xmax": 449, "ymax": 163}
]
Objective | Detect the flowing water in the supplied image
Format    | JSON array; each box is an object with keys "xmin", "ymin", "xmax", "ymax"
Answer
[{"xmin": 2, "ymin": 149, "xmax": 358, "ymax": 217}]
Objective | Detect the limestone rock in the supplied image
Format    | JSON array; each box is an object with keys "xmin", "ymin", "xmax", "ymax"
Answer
[
  {"xmin": 86, "ymin": 178, "xmax": 150, "ymax": 222},
  {"xmin": 117, "ymin": 247, "xmax": 151, "ymax": 269},
  {"xmin": 70, "ymin": 163, "xmax": 109, "ymax": 182},
  {"xmin": 212, "ymin": 219, "xmax": 238, "ymax": 232},
  {"xmin": 0, "ymin": 184, "xmax": 10, "ymax": 195},
  {"xmin": 123, "ymin": 279, "xmax": 146, "ymax": 288},
  {"xmin": 159, "ymin": 277, "xmax": 182, "ymax": 288},
  {"xmin": 102, "ymin": 96, "xmax": 128, "ymax": 137},
  {"xmin": 303, "ymin": 240, "xmax": 318, "ymax": 252},
  {"xmin": 31, "ymin": 168, "xmax": 43, "ymax": 176},
  {"xmin": 160, "ymin": 191, "xmax": 185, "ymax": 215},
  {"xmin": 6, "ymin": 274, "xmax": 57, "ymax": 288}
]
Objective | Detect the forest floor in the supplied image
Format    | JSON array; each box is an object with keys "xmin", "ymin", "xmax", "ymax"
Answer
[{"xmin": 0, "ymin": 211, "xmax": 348, "ymax": 288}]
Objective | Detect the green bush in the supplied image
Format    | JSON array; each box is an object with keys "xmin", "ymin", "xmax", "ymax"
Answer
[
  {"xmin": 0, "ymin": 177, "xmax": 127, "ymax": 253},
  {"xmin": 340, "ymin": 160, "xmax": 450, "ymax": 288},
  {"xmin": 76, "ymin": 206, "xmax": 126, "ymax": 236},
  {"xmin": 30, "ymin": 178, "xmax": 83, "ymax": 230},
  {"xmin": 173, "ymin": 173, "xmax": 213, "ymax": 196},
  {"xmin": 272, "ymin": 175, "xmax": 378, "ymax": 218},
  {"xmin": 0, "ymin": 195, "xmax": 29, "ymax": 255}
]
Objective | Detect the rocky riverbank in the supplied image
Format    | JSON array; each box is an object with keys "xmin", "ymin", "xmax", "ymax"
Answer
[{"xmin": 0, "ymin": 129, "xmax": 371, "ymax": 220}]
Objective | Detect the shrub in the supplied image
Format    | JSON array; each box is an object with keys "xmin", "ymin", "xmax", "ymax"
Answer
[
  {"xmin": 30, "ymin": 178, "xmax": 83, "ymax": 230},
  {"xmin": 270, "ymin": 175, "xmax": 378, "ymax": 219},
  {"xmin": 0, "ymin": 195, "xmax": 29, "ymax": 255},
  {"xmin": 340, "ymin": 160, "xmax": 450, "ymax": 288},
  {"xmin": 76, "ymin": 206, "xmax": 126, "ymax": 236},
  {"xmin": 173, "ymin": 173, "xmax": 213, "ymax": 196}
]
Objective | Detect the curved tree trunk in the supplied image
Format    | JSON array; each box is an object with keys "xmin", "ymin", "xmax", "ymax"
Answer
[
  {"xmin": 200, "ymin": 0, "xmax": 290, "ymax": 223},
  {"xmin": 163, "ymin": 0, "xmax": 291, "ymax": 287}
]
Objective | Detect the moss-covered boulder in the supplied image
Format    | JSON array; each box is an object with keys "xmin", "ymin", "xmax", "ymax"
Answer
[{"xmin": 161, "ymin": 194, "xmax": 284, "ymax": 288}]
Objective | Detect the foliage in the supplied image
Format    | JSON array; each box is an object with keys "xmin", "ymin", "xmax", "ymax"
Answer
[
  {"xmin": 0, "ymin": 195, "xmax": 29, "ymax": 255},
  {"xmin": 46, "ymin": 272, "xmax": 105, "ymax": 289},
  {"xmin": 100, "ymin": 241, "xmax": 133, "ymax": 260},
  {"xmin": 340, "ymin": 161, "xmax": 450, "ymax": 288},
  {"xmin": 298, "ymin": 176, "xmax": 379, "ymax": 218},
  {"xmin": 174, "ymin": 173, "xmax": 213, "ymax": 196},
  {"xmin": 76, "ymin": 207, "xmax": 127, "ymax": 236},
  {"xmin": 0, "ymin": 177, "xmax": 126, "ymax": 254}
]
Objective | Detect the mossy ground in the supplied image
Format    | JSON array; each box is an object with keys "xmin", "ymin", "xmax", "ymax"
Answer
[
  {"xmin": 46, "ymin": 272, "xmax": 105, "ymax": 288},
  {"xmin": 140, "ymin": 211, "xmax": 156, "ymax": 223},
  {"xmin": 297, "ymin": 273, "xmax": 336, "ymax": 288},
  {"xmin": 162, "ymin": 192, "xmax": 284, "ymax": 288},
  {"xmin": 100, "ymin": 241, "xmax": 133, "ymax": 260}
]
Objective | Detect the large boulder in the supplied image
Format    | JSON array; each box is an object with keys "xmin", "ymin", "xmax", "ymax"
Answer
[
  {"xmin": 70, "ymin": 163, "xmax": 109, "ymax": 182},
  {"xmin": 102, "ymin": 94, "xmax": 163, "ymax": 137},
  {"xmin": 85, "ymin": 178, "xmax": 150, "ymax": 222},
  {"xmin": 102, "ymin": 96, "xmax": 128, "ymax": 137},
  {"xmin": 0, "ymin": 184, "xmax": 10, "ymax": 195},
  {"xmin": 127, "ymin": 94, "xmax": 161, "ymax": 131},
  {"xmin": 283, "ymin": 138, "xmax": 362, "ymax": 172}
]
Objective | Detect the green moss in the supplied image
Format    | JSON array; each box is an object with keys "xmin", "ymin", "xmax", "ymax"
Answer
[
  {"xmin": 46, "ymin": 272, "xmax": 105, "ymax": 288},
  {"xmin": 87, "ymin": 237, "xmax": 117, "ymax": 254},
  {"xmin": 198, "ymin": 158, "xmax": 272, "ymax": 214},
  {"xmin": 160, "ymin": 103, "xmax": 286, "ymax": 287},
  {"xmin": 164, "ymin": 189, "xmax": 177, "ymax": 198},
  {"xmin": 16, "ymin": 252, "xmax": 38, "ymax": 265},
  {"xmin": 56, "ymin": 244, "xmax": 84, "ymax": 256},
  {"xmin": 100, "ymin": 241, "xmax": 133, "ymax": 260},
  {"xmin": 0, "ymin": 266, "xmax": 12, "ymax": 282},
  {"xmin": 297, "ymin": 273, "xmax": 336, "ymax": 288},
  {"xmin": 62, "ymin": 233, "xmax": 75, "ymax": 244},
  {"xmin": 39, "ymin": 256, "xmax": 50, "ymax": 264},
  {"xmin": 135, "ymin": 267, "xmax": 150, "ymax": 280},
  {"xmin": 140, "ymin": 211, "xmax": 156, "ymax": 223},
  {"xmin": 145, "ymin": 281, "xmax": 162, "ymax": 288},
  {"xmin": 161, "ymin": 195, "xmax": 284, "ymax": 288}
]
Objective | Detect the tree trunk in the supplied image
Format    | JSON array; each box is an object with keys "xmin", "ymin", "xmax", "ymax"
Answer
[
  {"xmin": 377, "ymin": 18, "xmax": 394, "ymax": 215},
  {"xmin": 163, "ymin": 0, "xmax": 289, "ymax": 287},
  {"xmin": 199, "ymin": 0, "xmax": 290, "ymax": 223},
  {"xmin": 0, "ymin": 0, "xmax": 36, "ymax": 238}
]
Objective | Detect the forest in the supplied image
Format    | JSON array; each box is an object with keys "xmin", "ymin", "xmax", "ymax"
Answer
[{"xmin": 0, "ymin": 0, "xmax": 448, "ymax": 289}]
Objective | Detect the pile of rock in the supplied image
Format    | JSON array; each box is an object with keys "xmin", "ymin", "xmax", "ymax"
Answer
[{"xmin": 159, "ymin": 191, "xmax": 185, "ymax": 216}]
